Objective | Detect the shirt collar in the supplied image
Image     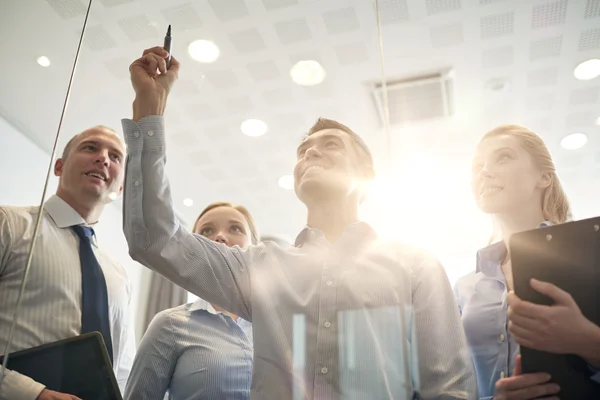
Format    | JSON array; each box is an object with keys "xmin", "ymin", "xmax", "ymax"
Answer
[
  {"xmin": 44, "ymin": 194, "xmax": 99, "ymax": 246},
  {"xmin": 476, "ymin": 221, "xmax": 554, "ymax": 277},
  {"xmin": 294, "ymin": 221, "xmax": 377, "ymax": 247}
]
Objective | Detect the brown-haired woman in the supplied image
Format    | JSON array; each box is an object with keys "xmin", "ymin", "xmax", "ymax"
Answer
[
  {"xmin": 454, "ymin": 125, "xmax": 600, "ymax": 399},
  {"xmin": 124, "ymin": 201, "xmax": 259, "ymax": 400}
]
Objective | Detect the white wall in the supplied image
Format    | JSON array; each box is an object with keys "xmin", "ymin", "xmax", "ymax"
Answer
[{"xmin": 0, "ymin": 115, "xmax": 149, "ymax": 343}]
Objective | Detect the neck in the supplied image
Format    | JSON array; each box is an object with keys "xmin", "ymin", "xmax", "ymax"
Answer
[
  {"xmin": 306, "ymin": 196, "xmax": 359, "ymax": 243},
  {"xmin": 211, "ymin": 304, "xmax": 238, "ymax": 321},
  {"xmin": 56, "ymin": 189, "xmax": 105, "ymax": 224},
  {"xmin": 497, "ymin": 204, "xmax": 546, "ymax": 250}
]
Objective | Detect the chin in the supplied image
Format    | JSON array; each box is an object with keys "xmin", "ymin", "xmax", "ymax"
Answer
[{"xmin": 477, "ymin": 198, "xmax": 512, "ymax": 215}]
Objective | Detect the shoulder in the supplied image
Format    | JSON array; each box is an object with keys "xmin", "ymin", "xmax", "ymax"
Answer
[
  {"xmin": 453, "ymin": 271, "xmax": 481, "ymax": 297},
  {"xmin": 0, "ymin": 205, "xmax": 40, "ymax": 228},
  {"xmin": 376, "ymin": 240, "xmax": 444, "ymax": 273}
]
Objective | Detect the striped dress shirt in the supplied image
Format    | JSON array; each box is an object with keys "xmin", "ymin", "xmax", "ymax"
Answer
[
  {"xmin": 121, "ymin": 116, "xmax": 478, "ymax": 400},
  {"xmin": 0, "ymin": 194, "xmax": 135, "ymax": 400},
  {"xmin": 125, "ymin": 299, "xmax": 253, "ymax": 400}
]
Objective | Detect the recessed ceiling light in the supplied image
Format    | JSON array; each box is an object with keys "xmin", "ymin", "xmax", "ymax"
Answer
[
  {"xmin": 241, "ymin": 119, "xmax": 267, "ymax": 137},
  {"xmin": 596, "ymin": 116, "xmax": 600, "ymax": 126},
  {"xmin": 188, "ymin": 40, "xmax": 219, "ymax": 63},
  {"xmin": 37, "ymin": 56, "xmax": 50, "ymax": 67},
  {"xmin": 560, "ymin": 133, "xmax": 588, "ymax": 150},
  {"xmin": 183, "ymin": 198, "xmax": 194, "ymax": 207},
  {"xmin": 573, "ymin": 59, "xmax": 600, "ymax": 81},
  {"xmin": 290, "ymin": 60, "xmax": 326, "ymax": 86},
  {"xmin": 278, "ymin": 175, "xmax": 294, "ymax": 190}
]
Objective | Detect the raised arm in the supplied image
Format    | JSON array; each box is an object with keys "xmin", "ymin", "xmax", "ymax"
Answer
[
  {"xmin": 410, "ymin": 252, "xmax": 478, "ymax": 399},
  {"xmin": 122, "ymin": 46, "xmax": 255, "ymax": 319}
]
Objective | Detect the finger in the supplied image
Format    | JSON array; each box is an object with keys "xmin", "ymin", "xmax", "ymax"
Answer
[
  {"xmin": 510, "ymin": 382, "xmax": 560, "ymax": 400},
  {"xmin": 495, "ymin": 373, "xmax": 552, "ymax": 391},
  {"xmin": 507, "ymin": 293, "xmax": 549, "ymax": 319},
  {"xmin": 142, "ymin": 53, "xmax": 164, "ymax": 75},
  {"xmin": 530, "ymin": 279, "xmax": 573, "ymax": 306},
  {"xmin": 167, "ymin": 55, "xmax": 180, "ymax": 76},
  {"xmin": 507, "ymin": 309, "xmax": 539, "ymax": 331},
  {"xmin": 514, "ymin": 355, "xmax": 522, "ymax": 375},
  {"xmin": 142, "ymin": 46, "xmax": 169, "ymax": 58}
]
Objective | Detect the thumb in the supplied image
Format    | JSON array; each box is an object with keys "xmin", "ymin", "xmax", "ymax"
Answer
[
  {"xmin": 514, "ymin": 354, "xmax": 522, "ymax": 376},
  {"xmin": 166, "ymin": 55, "xmax": 180, "ymax": 79}
]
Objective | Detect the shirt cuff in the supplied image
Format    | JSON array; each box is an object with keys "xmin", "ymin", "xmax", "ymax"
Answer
[
  {"xmin": 0, "ymin": 369, "xmax": 45, "ymax": 400},
  {"xmin": 121, "ymin": 116, "xmax": 166, "ymax": 153}
]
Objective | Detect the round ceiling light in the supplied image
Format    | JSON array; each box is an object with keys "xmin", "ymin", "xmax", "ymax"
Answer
[
  {"xmin": 240, "ymin": 119, "xmax": 267, "ymax": 137},
  {"xmin": 278, "ymin": 175, "xmax": 294, "ymax": 190},
  {"xmin": 290, "ymin": 60, "xmax": 326, "ymax": 86},
  {"xmin": 37, "ymin": 56, "xmax": 50, "ymax": 67},
  {"xmin": 573, "ymin": 59, "xmax": 600, "ymax": 81},
  {"xmin": 183, "ymin": 198, "xmax": 194, "ymax": 207},
  {"xmin": 188, "ymin": 40, "xmax": 220, "ymax": 63},
  {"xmin": 560, "ymin": 133, "xmax": 588, "ymax": 150}
]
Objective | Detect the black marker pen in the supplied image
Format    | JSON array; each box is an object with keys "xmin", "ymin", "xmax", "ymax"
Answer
[{"xmin": 164, "ymin": 25, "xmax": 172, "ymax": 69}]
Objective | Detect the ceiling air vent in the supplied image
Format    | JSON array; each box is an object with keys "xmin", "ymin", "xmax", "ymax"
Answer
[{"xmin": 372, "ymin": 69, "xmax": 454, "ymax": 126}]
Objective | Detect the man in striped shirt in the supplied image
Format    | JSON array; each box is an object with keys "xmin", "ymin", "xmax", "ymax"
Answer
[
  {"xmin": 122, "ymin": 46, "xmax": 477, "ymax": 399},
  {"xmin": 0, "ymin": 126, "xmax": 135, "ymax": 400}
]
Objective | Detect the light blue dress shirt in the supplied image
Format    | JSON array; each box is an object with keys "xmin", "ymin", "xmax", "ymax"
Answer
[
  {"xmin": 124, "ymin": 299, "xmax": 253, "ymax": 400},
  {"xmin": 120, "ymin": 116, "xmax": 478, "ymax": 400},
  {"xmin": 455, "ymin": 222, "xmax": 600, "ymax": 399}
]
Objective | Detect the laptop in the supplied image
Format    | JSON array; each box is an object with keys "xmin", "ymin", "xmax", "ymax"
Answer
[{"xmin": 0, "ymin": 332, "xmax": 122, "ymax": 400}]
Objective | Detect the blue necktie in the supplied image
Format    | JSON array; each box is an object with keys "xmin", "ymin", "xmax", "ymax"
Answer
[{"xmin": 71, "ymin": 225, "xmax": 113, "ymax": 364}]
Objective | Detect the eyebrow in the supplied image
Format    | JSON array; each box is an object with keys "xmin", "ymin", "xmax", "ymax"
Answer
[{"xmin": 79, "ymin": 139, "xmax": 125, "ymax": 158}]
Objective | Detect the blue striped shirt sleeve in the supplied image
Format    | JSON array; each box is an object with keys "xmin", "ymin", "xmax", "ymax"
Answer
[
  {"xmin": 121, "ymin": 116, "xmax": 253, "ymax": 320},
  {"xmin": 124, "ymin": 310, "xmax": 177, "ymax": 400}
]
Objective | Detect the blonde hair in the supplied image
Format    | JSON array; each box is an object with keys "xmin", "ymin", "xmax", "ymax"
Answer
[
  {"xmin": 192, "ymin": 201, "xmax": 260, "ymax": 245},
  {"xmin": 482, "ymin": 124, "xmax": 572, "ymax": 225}
]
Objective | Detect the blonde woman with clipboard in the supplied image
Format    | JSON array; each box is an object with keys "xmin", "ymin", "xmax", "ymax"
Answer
[{"xmin": 453, "ymin": 125, "xmax": 600, "ymax": 400}]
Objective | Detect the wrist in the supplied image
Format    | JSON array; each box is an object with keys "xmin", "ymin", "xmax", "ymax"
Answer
[
  {"xmin": 576, "ymin": 320, "xmax": 600, "ymax": 367},
  {"xmin": 132, "ymin": 93, "xmax": 166, "ymax": 121}
]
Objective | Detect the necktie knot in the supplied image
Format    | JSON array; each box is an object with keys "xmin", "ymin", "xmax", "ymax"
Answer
[{"xmin": 72, "ymin": 225, "xmax": 94, "ymax": 240}]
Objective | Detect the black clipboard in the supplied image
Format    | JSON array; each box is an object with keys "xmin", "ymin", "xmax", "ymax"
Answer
[
  {"xmin": 0, "ymin": 332, "xmax": 122, "ymax": 400},
  {"xmin": 510, "ymin": 216, "xmax": 600, "ymax": 399}
]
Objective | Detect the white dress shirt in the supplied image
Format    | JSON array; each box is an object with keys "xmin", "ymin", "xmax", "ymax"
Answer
[
  {"xmin": 121, "ymin": 116, "xmax": 478, "ymax": 400},
  {"xmin": 0, "ymin": 194, "xmax": 135, "ymax": 400}
]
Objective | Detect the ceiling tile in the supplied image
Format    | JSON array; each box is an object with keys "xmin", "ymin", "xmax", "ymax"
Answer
[
  {"xmin": 322, "ymin": 8, "xmax": 360, "ymax": 35},
  {"xmin": 261, "ymin": 0, "xmax": 298, "ymax": 11},
  {"xmin": 480, "ymin": 12, "xmax": 514, "ymax": 39},
  {"xmin": 206, "ymin": 69, "xmax": 240, "ymax": 89},
  {"xmin": 334, "ymin": 42, "xmax": 369, "ymax": 65},
  {"xmin": 229, "ymin": 28, "xmax": 267, "ymax": 53},
  {"xmin": 374, "ymin": 0, "xmax": 410, "ymax": 24},
  {"xmin": 224, "ymin": 96, "xmax": 254, "ymax": 114},
  {"xmin": 531, "ymin": 0, "xmax": 567, "ymax": 29},
  {"xmin": 46, "ymin": 0, "xmax": 86, "ymax": 19},
  {"xmin": 185, "ymin": 103, "xmax": 218, "ymax": 120},
  {"xmin": 263, "ymin": 88, "xmax": 295, "ymax": 107},
  {"xmin": 117, "ymin": 14, "xmax": 159, "ymax": 42},
  {"xmin": 527, "ymin": 67, "xmax": 559, "ymax": 87},
  {"xmin": 425, "ymin": 0, "xmax": 462, "ymax": 15},
  {"xmin": 172, "ymin": 78, "xmax": 202, "ymax": 97},
  {"xmin": 98, "ymin": 0, "xmax": 135, "ymax": 7},
  {"xmin": 247, "ymin": 60, "xmax": 280, "ymax": 82},
  {"xmin": 566, "ymin": 111, "xmax": 597, "ymax": 126},
  {"xmin": 274, "ymin": 18, "xmax": 312, "ymax": 44},
  {"xmin": 584, "ymin": 0, "xmax": 600, "ymax": 19},
  {"xmin": 161, "ymin": 3, "xmax": 203, "ymax": 30},
  {"xmin": 208, "ymin": 0, "xmax": 249, "ymax": 21},
  {"xmin": 526, "ymin": 93, "xmax": 554, "ymax": 111},
  {"xmin": 529, "ymin": 36, "xmax": 563, "ymax": 60},
  {"xmin": 82, "ymin": 25, "xmax": 117, "ymax": 51},
  {"xmin": 430, "ymin": 23, "xmax": 464, "ymax": 48},
  {"xmin": 579, "ymin": 28, "xmax": 600, "ymax": 51},
  {"xmin": 569, "ymin": 87, "xmax": 599, "ymax": 105},
  {"xmin": 481, "ymin": 45, "xmax": 513, "ymax": 68}
]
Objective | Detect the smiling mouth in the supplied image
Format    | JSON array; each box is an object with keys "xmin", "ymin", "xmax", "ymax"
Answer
[
  {"xmin": 85, "ymin": 172, "xmax": 107, "ymax": 182},
  {"xmin": 480, "ymin": 187, "xmax": 503, "ymax": 197},
  {"xmin": 303, "ymin": 165, "xmax": 326, "ymax": 175}
]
